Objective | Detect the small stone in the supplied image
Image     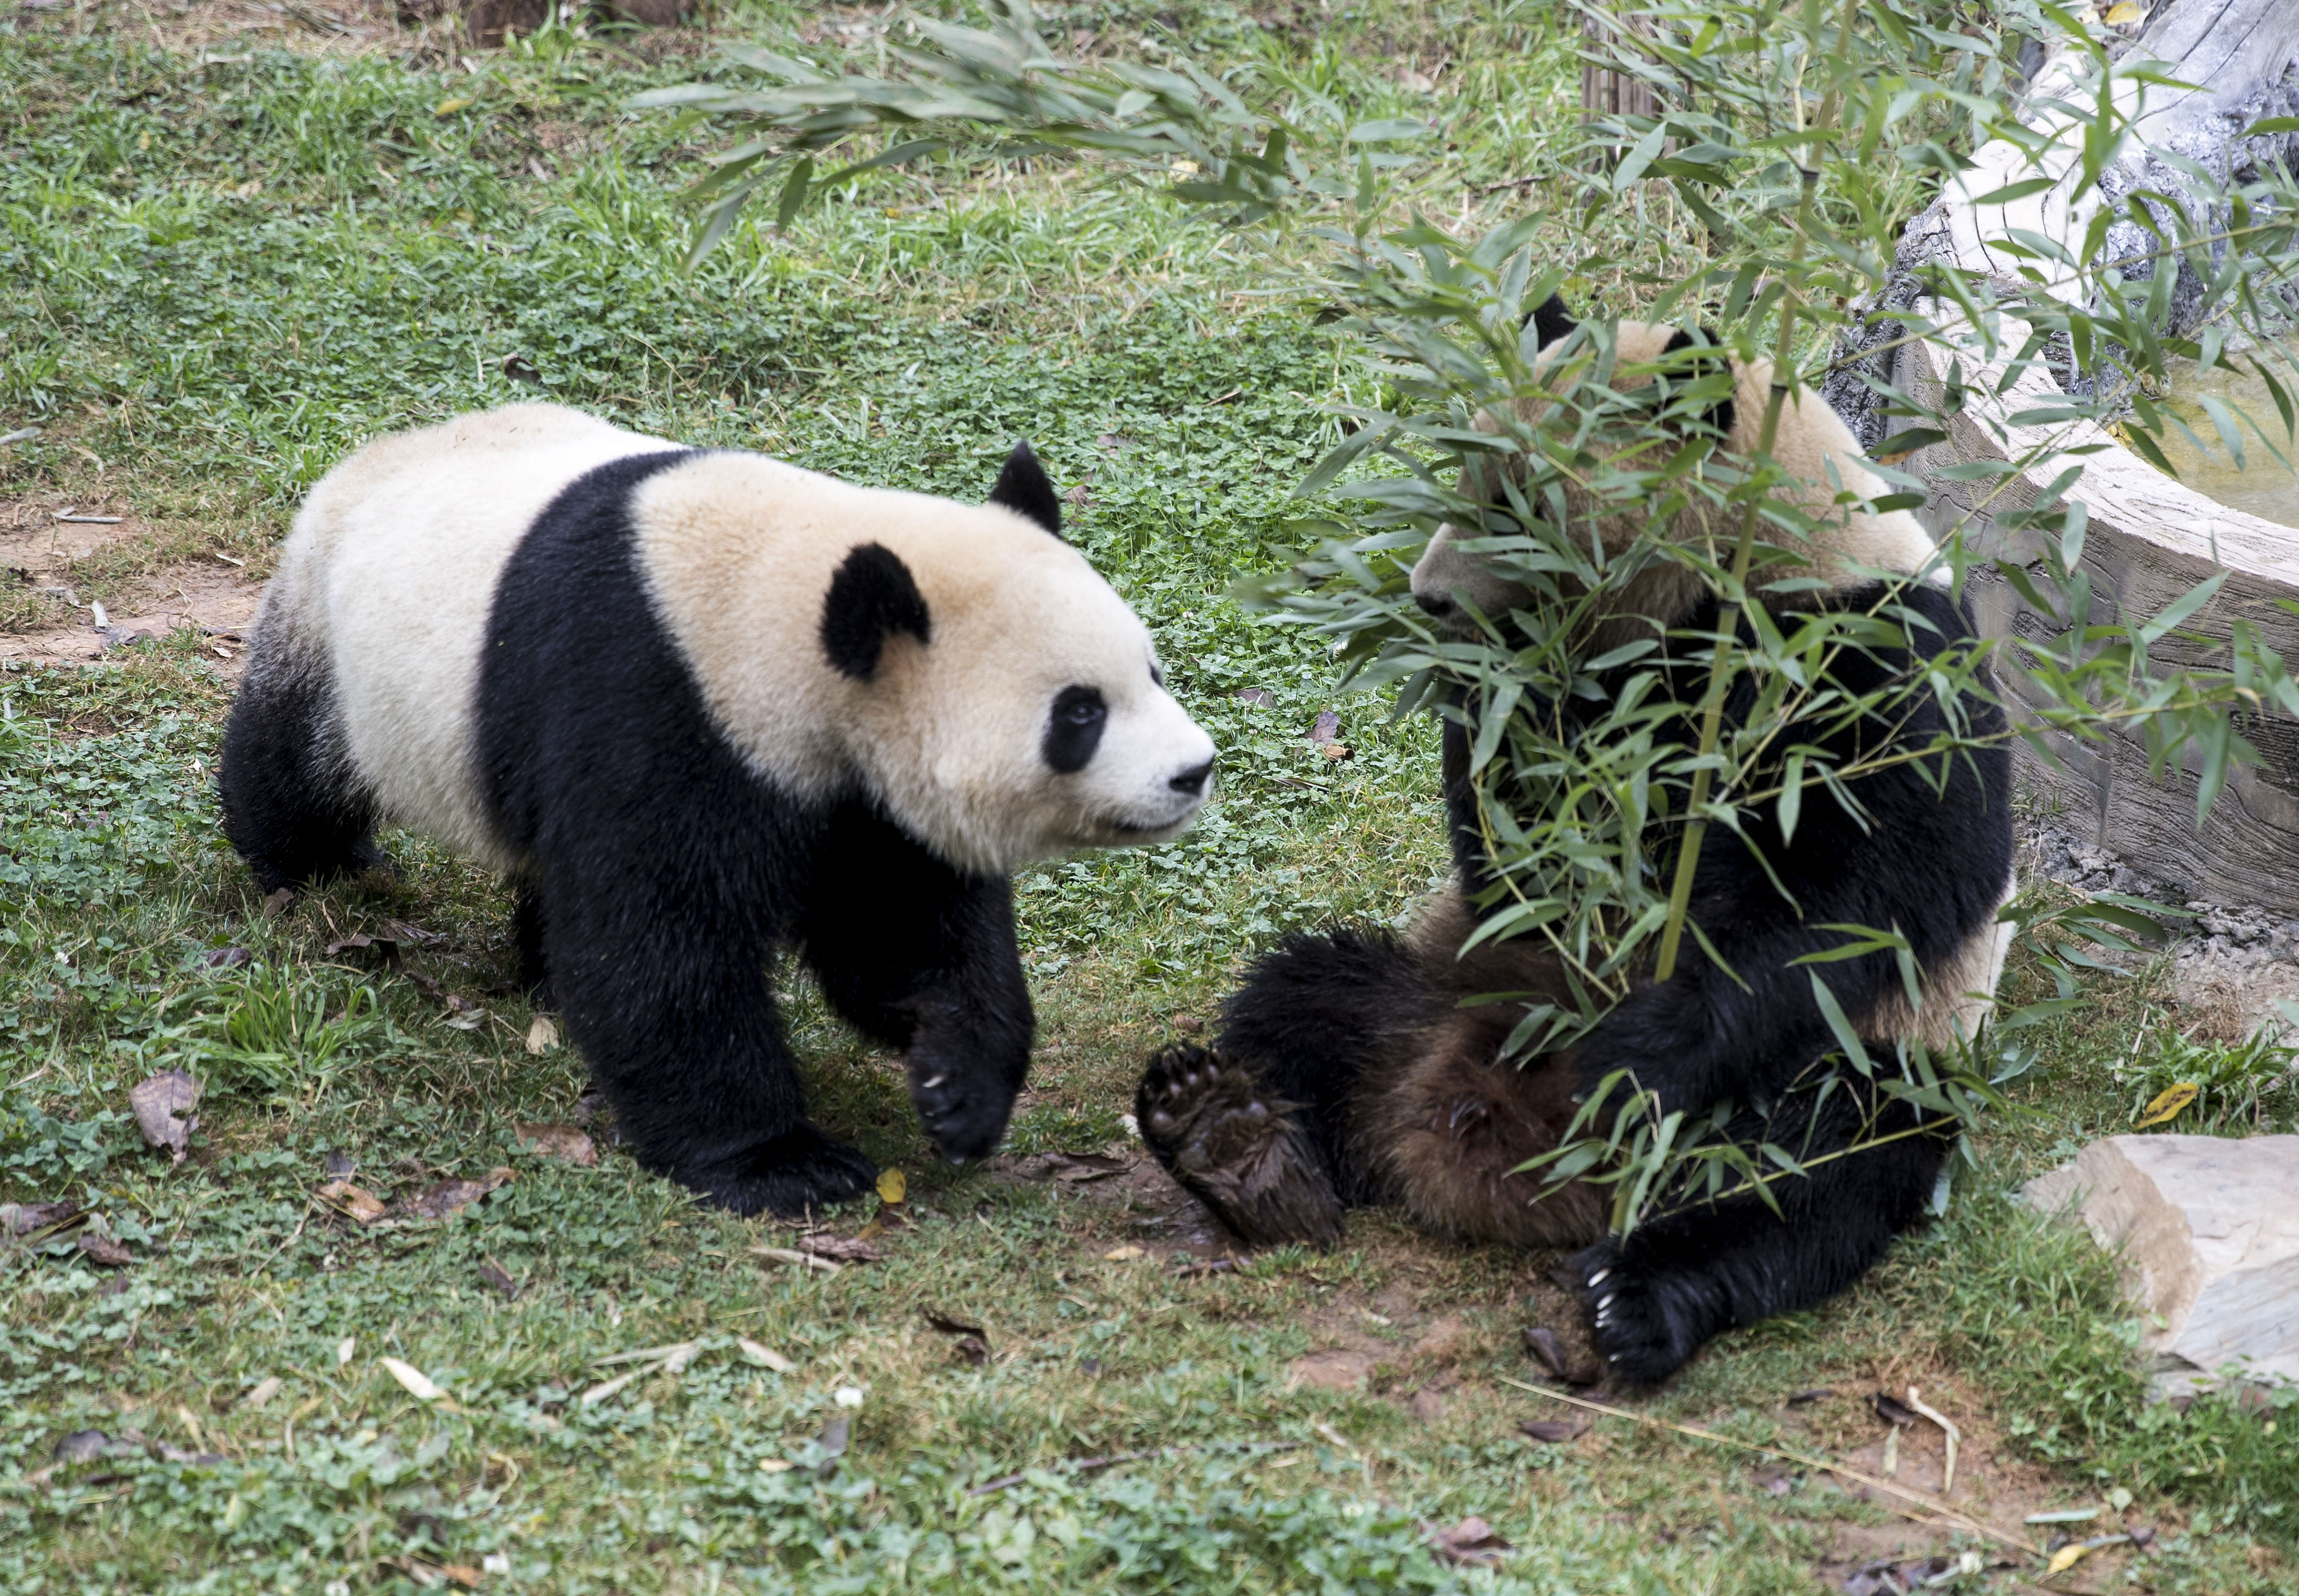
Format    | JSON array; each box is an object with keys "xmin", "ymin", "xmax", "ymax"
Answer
[{"xmin": 2025, "ymin": 1135, "xmax": 2299, "ymax": 1397}]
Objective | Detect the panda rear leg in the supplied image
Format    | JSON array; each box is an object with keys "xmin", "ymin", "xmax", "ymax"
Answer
[
  {"xmin": 1136, "ymin": 1045, "xmax": 1344, "ymax": 1247},
  {"xmin": 511, "ymin": 883, "xmax": 554, "ymax": 1009},
  {"xmin": 1571, "ymin": 1091, "xmax": 1948, "ymax": 1385},
  {"xmin": 219, "ymin": 644, "xmax": 392, "ymax": 893}
]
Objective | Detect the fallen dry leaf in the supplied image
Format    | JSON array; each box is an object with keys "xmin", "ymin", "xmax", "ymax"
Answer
[
  {"xmin": 1, "ymin": 1200, "xmax": 82, "ymax": 1238},
  {"xmin": 1102, "ymin": 1244, "xmax": 1146, "ymax": 1262},
  {"xmin": 1523, "ymin": 1325, "xmax": 1602, "ymax": 1387},
  {"xmin": 379, "ymin": 1357, "xmax": 446, "ymax": 1401},
  {"xmin": 524, "ymin": 1015, "xmax": 559, "ymax": 1054},
  {"xmin": 1870, "ymin": 1391, "xmax": 1922, "ymax": 1427},
  {"xmin": 1233, "ymin": 687, "xmax": 1277, "ymax": 708},
  {"xmin": 477, "ymin": 1258, "xmax": 521, "ymax": 1299},
  {"xmin": 76, "ymin": 1230, "xmax": 133, "ymax": 1268},
  {"xmin": 513, "ymin": 1123, "xmax": 596, "ymax": 1167},
  {"xmin": 815, "ymin": 1415, "xmax": 851, "ymax": 1477},
  {"xmin": 923, "ymin": 1309, "xmax": 990, "ymax": 1366},
  {"xmin": 240, "ymin": 1376, "xmax": 283, "ymax": 1411},
  {"xmin": 875, "ymin": 1168, "xmax": 907, "ymax": 1204},
  {"xmin": 380, "ymin": 1555, "xmax": 483, "ymax": 1591},
  {"xmin": 801, "ymin": 1235, "xmax": 881, "ymax": 1263},
  {"xmin": 316, "ymin": 1180, "xmax": 389, "ymax": 1225},
  {"xmin": 52, "ymin": 1430, "xmax": 109, "ymax": 1465},
  {"xmin": 323, "ymin": 932, "xmax": 401, "ymax": 969},
  {"xmin": 2134, "ymin": 1081, "xmax": 2198, "ymax": 1128},
  {"xmin": 1424, "ymin": 1516, "xmax": 1513, "ymax": 1566},
  {"xmin": 259, "ymin": 886, "xmax": 294, "ymax": 918},
  {"xmin": 1517, "ymin": 1416, "xmax": 1589, "ymax": 1444},
  {"xmin": 1172, "ymin": 1013, "xmax": 1204, "ymax": 1034},
  {"xmin": 1311, "ymin": 709, "xmax": 1340, "ymax": 744},
  {"xmin": 129, "ymin": 1069, "xmax": 203, "ymax": 1164},
  {"xmin": 201, "ymin": 946, "xmax": 251, "ymax": 969},
  {"xmin": 1787, "ymin": 1386, "xmax": 1835, "ymax": 1405},
  {"xmin": 750, "ymin": 1244, "xmax": 840, "ymax": 1274},
  {"xmin": 393, "ymin": 1169, "xmax": 512, "ymax": 1221},
  {"xmin": 737, "ymin": 1338, "xmax": 796, "ymax": 1373}
]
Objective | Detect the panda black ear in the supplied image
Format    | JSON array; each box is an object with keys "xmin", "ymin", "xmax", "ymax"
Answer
[
  {"xmin": 1658, "ymin": 326, "xmax": 1739, "ymax": 441},
  {"xmin": 987, "ymin": 441, "xmax": 1063, "ymax": 540},
  {"xmin": 1526, "ymin": 293, "xmax": 1577, "ymax": 350},
  {"xmin": 822, "ymin": 542, "xmax": 932, "ymax": 681}
]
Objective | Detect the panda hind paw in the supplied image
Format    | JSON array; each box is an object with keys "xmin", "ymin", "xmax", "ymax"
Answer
[
  {"xmin": 681, "ymin": 1123, "xmax": 878, "ymax": 1220},
  {"xmin": 1573, "ymin": 1242, "xmax": 1699, "ymax": 1388},
  {"xmin": 1135, "ymin": 1044, "xmax": 1344, "ymax": 1249}
]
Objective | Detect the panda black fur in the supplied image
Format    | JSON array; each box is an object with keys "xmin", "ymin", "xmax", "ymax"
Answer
[
  {"xmin": 1136, "ymin": 300, "xmax": 2015, "ymax": 1385},
  {"xmin": 220, "ymin": 403, "xmax": 1215, "ymax": 1217}
]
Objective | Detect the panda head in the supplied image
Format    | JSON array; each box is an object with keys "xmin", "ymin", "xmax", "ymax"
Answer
[
  {"xmin": 1409, "ymin": 295, "xmax": 1935, "ymax": 634},
  {"xmin": 820, "ymin": 444, "xmax": 1217, "ymax": 874}
]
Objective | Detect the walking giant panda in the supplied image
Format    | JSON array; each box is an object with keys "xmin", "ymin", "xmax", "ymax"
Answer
[
  {"xmin": 1137, "ymin": 301, "xmax": 2016, "ymax": 1385},
  {"xmin": 221, "ymin": 403, "xmax": 1215, "ymax": 1217}
]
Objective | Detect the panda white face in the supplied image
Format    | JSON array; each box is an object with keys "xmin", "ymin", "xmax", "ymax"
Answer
[
  {"xmin": 844, "ymin": 544, "xmax": 1217, "ymax": 874},
  {"xmin": 628, "ymin": 442, "xmax": 1216, "ymax": 877},
  {"xmin": 1409, "ymin": 317, "xmax": 1939, "ymax": 637}
]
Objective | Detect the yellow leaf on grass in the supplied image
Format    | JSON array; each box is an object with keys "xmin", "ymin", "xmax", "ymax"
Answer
[
  {"xmin": 380, "ymin": 1357, "xmax": 446, "ymax": 1401},
  {"xmin": 876, "ymin": 1168, "xmax": 907, "ymax": 1204},
  {"xmin": 2046, "ymin": 1541, "xmax": 2093, "ymax": 1575},
  {"xmin": 1103, "ymin": 1245, "xmax": 1146, "ymax": 1262},
  {"xmin": 435, "ymin": 98, "xmax": 472, "ymax": 115},
  {"xmin": 525, "ymin": 1015, "xmax": 558, "ymax": 1054},
  {"xmin": 2103, "ymin": 2, "xmax": 2144, "ymax": 23},
  {"xmin": 2135, "ymin": 1083, "xmax": 2198, "ymax": 1128}
]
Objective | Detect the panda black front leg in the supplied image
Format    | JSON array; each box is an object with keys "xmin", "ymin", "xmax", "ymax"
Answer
[
  {"xmin": 537, "ymin": 865, "xmax": 878, "ymax": 1219},
  {"xmin": 794, "ymin": 802, "xmax": 1035, "ymax": 1164},
  {"xmin": 1570, "ymin": 1087, "xmax": 1950, "ymax": 1385}
]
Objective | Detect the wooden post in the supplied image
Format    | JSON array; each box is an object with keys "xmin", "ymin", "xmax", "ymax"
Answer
[{"xmin": 1580, "ymin": 12, "xmax": 1660, "ymax": 170}]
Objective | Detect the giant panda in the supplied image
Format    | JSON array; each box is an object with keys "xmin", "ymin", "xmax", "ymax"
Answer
[
  {"xmin": 220, "ymin": 403, "xmax": 1216, "ymax": 1217},
  {"xmin": 1135, "ymin": 299, "xmax": 2016, "ymax": 1385}
]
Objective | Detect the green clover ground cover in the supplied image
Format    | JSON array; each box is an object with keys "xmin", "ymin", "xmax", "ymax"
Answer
[{"xmin": 2, "ymin": 3, "xmax": 2293, "ymax": 1591}]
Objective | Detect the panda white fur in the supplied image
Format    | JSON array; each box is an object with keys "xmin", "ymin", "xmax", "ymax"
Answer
[
  {"xmin": 1135, "ymin": 299, "xmax": 2016, "ymax": 1385},
  {"xmin": 221, "ymin": 403, "xmax": 1215, "ymax": 1216}
]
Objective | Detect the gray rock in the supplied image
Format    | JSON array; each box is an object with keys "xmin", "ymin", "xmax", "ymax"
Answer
[{"xmin": 2025, "ymin": 1135, "xmax": 2299, "ymax": 1398}]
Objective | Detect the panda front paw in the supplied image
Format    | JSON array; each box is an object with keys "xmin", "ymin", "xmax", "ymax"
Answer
[
  {"xmin": 907, "ymin": 1051, "xmax": 1018, "ymax": 1164},
  {"xmin": 1572, "ymin": 1241, "xmax": 1698, "ymax": 1387},
  {"xmin": 680, "ymin": 1122, "xmax": 878, "ymax": 1219},
  {"xmin": 1135, "ymin": 1043, "xmax": 1344, "ymax": 1248}
]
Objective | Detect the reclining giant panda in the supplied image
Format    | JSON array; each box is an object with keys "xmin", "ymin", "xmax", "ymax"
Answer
[
  {"xmin": 221, "ymin": 403, "xmax": 1215, "ymax": 1217},
  {"xmin": 1137, "ymin": 300, "xmax": 2015, "ymax": 1385}
]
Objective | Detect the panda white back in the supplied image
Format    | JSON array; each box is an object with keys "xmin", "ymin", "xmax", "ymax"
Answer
[{"xmin": 267, "ymin": 403, "xmax": 666, "ymax": 866}]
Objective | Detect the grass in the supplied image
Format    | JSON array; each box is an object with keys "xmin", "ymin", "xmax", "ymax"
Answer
[{"xmin": 4, "ymin": 1, "xmax": 2296, "ymax": 1591}]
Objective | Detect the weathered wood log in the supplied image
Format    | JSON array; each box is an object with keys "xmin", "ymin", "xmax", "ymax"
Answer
[{"xmin": 1837, "ymin": 0, "xmax": 2299, "ymax": 909}]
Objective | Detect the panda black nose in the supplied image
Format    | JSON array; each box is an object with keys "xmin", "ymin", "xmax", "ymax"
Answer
[
  {"xmin": 1415, "ymin": 589, "xmax": 1455, "ymax": 619},
  {"xmin": 1170, "ymin": 760, "xmax": 1213, "ymax": 797}
]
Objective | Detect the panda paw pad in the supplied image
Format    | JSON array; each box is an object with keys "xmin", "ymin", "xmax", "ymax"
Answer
[{"xmin": 1135, "ymin": 1044, "xmax": 1344, "ymax": 1249}]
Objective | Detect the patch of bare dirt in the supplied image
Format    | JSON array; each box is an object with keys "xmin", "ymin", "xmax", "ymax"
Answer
[
  {"xmin": 2, "ymin": 497, "xmax": 260, "ymax": 674},
  {"xmin": 29, "ymin": 0, "xmax": 402, "ymax": 60},
  {"xmin": 1774, "ymin": 1372, "xmax": 2169, "ymax": 1593}
]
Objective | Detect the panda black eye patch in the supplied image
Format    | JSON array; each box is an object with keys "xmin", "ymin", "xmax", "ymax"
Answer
[{"xmin": 1043, "ymin": 685, "xmax": 1107, "ymax": 774}]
